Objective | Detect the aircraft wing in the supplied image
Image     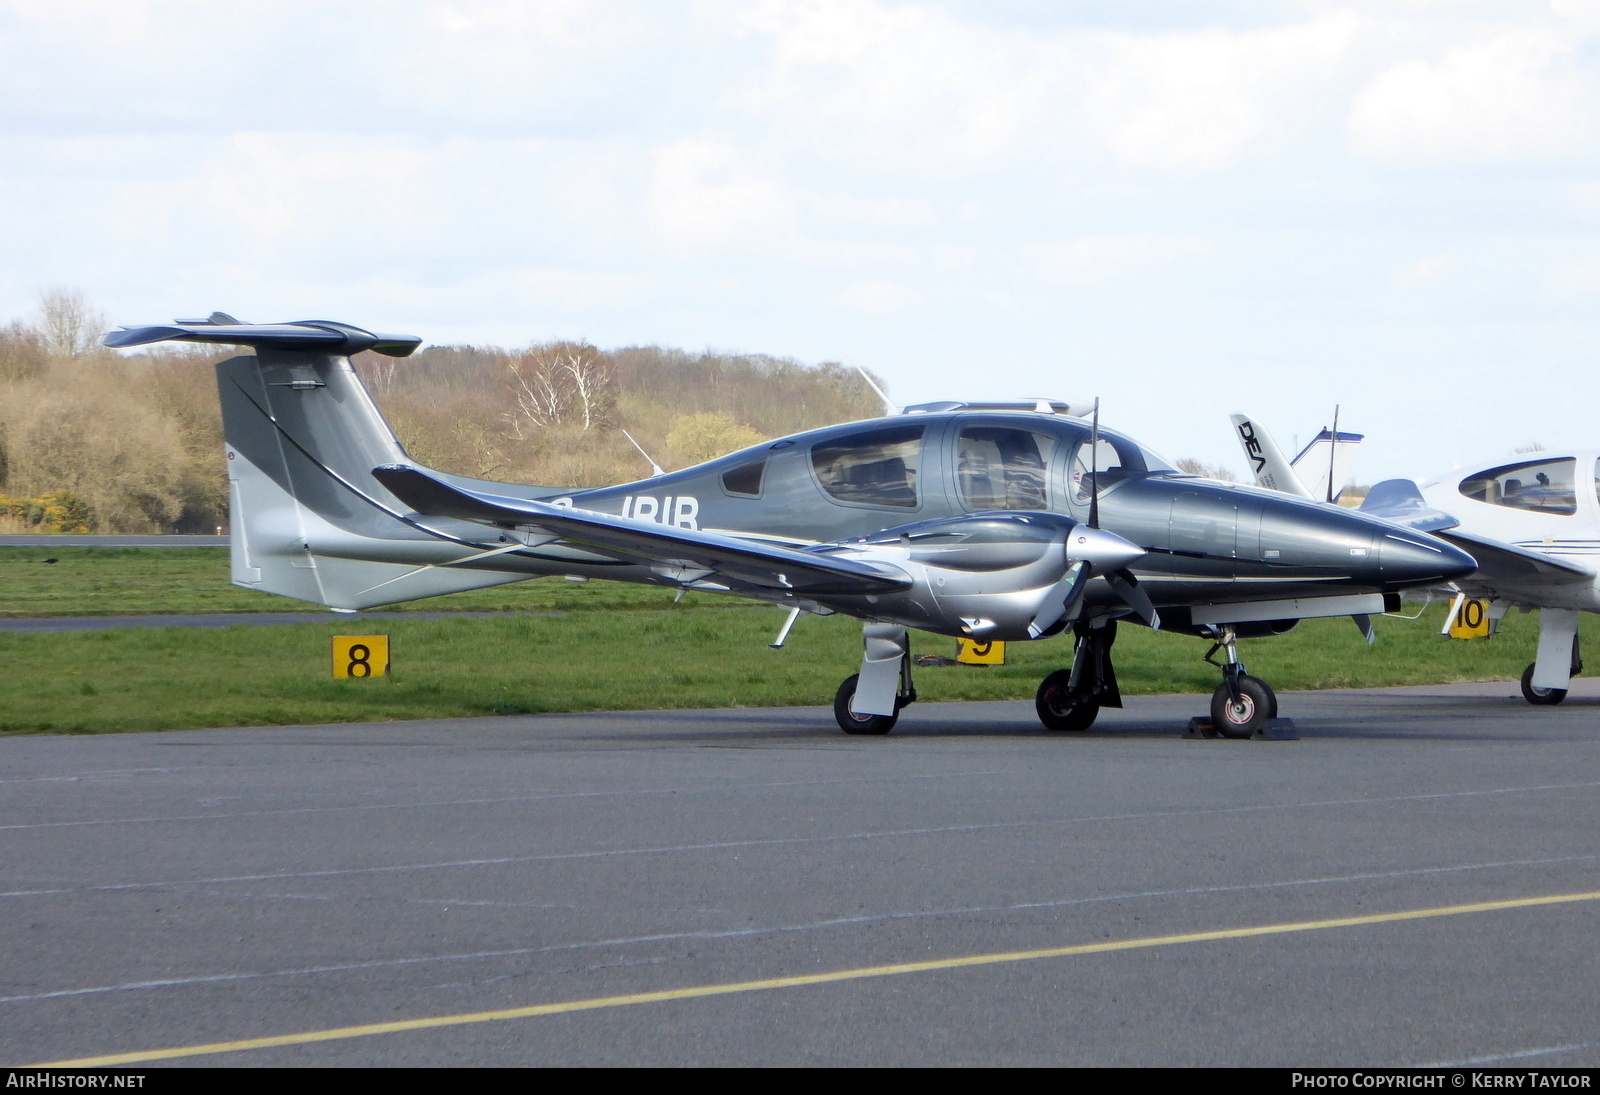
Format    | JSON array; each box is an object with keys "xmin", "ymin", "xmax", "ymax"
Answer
[
  {"xmin": 1433, "ymin": 528, "xmax": 1595, "ymax": 584},
  {"xmin": 371, "ymin": 465, "xmax": 912, "ymax": 596}
]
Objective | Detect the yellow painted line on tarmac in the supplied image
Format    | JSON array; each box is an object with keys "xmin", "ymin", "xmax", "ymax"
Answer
[{"xmin": 30, "ymin": 888, "xmax": 1600, "ymax": 1067}]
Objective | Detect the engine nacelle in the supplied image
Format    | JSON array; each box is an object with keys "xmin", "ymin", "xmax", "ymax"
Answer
[{"xmin": 817, "ymin": 512, "xmax": 1145, "ymax": 641}]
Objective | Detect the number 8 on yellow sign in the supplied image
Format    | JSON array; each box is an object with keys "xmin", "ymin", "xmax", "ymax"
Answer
[{"xmin": 333, "ymin": 635, "xmax": 390, "ymax": 678}]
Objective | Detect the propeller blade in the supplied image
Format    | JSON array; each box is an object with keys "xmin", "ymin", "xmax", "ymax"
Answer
[
  {"xmin": 1027, "ymin": 561, "xmax": 1091, "ymax": 639},
  {"xmin": 1088, "ymin": 397, "xmax": 1101, "ymax": 529},
  {"xmin": 1108, "ymin": 570, "xmax": 1161, "ymax": 629}
]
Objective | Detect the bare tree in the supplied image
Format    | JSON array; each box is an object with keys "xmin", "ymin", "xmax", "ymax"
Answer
[
  {"xmin": 36, "ymin": 287, "xmax": 106, "ymax": 359},
  {"xmin": 1174, "ymin": 457, "xmax": 1237, "ymax": 482},
  {"xmin": 500, "ymin": 341, "xmax": 614, "ymax": 437}
]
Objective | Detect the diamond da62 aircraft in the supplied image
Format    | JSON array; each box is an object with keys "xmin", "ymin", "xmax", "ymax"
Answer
[{"xmin": 105, "ymin": 316, "xmax": 1476, "ymax": 737}]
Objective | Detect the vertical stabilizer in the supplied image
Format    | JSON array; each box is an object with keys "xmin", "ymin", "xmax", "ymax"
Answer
[
  {"xmin": 1229, "ymin": 414, "xmax": 1314, "ymax": 498},
  {"xmin": 1291, "ymin": 428, "xmax": 1364, "ymax": 504}
]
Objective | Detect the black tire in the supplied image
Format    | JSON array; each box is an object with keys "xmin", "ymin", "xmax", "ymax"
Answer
[
  {"xmin": 1211, "ymin": 676, "xmax": 1270, "ymax": 738},
  {"xmin": 1520, "ymin": 663, "xmax": 1568, "ymax": 706},
  {"xmin": 1035, "ymin": 669, "xmax": 1099, "ymax": 732},
  {"xmin": 1246, "ymin": 674, "xmax": 1279, "ymax": 720},
  {"xmin": 834, "ymin": 674, "xmax": 899, "ymax": 734}
]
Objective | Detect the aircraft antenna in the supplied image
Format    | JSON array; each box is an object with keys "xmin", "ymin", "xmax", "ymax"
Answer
[
  {"xmin": 622, "ymin": 430, "xmax": 665, "ymax": 478},
  {"xmin": 854, "ymin": 365, "xmax": 897, "ymax": 416},
  {"xmin": 1327, "ymin": 404, "xmax": 1340, "ymax": 504},
  {"xmin": 1088, "ymin": 397, "xmax": 1101, "ymax": 529}
]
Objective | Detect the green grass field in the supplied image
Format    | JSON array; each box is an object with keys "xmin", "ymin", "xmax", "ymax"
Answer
[{"xmin": 0, "ymin": 546, "xmax": 1580, "ymax": 734}]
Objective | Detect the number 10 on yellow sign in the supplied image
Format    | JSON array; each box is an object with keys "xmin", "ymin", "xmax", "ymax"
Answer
[{"xmin": 332, "ymin": 635, "xmax": 390, "ymax": 678}]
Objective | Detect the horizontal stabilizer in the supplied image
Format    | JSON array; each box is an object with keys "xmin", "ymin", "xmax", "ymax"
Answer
[
  {"xmin": 105, "ymin": 317, "xmax": 421, "ymax": 358},
  {"xmin": 372, "ymin": 464, "xmax": 912, "ymax": 596},
  {"xmin": 1358, "ymin": 479, "xmax": 1459, "ymax": 533}
]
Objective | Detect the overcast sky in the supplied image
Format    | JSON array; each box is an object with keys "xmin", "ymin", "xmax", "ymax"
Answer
[{"xmin": 4, "ymin": 0, "xmax": 1599, "ymax": 480}]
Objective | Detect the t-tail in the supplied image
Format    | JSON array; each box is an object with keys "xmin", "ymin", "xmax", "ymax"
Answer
[{"xmin": 105, "ymin": 315, "xmax": 536, "ymax": 610}]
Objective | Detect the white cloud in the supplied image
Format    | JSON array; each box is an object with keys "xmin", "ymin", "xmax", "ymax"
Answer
[
  {"xmin": 1395, "ymin": 255, "xmax": 1448, "ymax": 286},
  {"xmin": 833, "ymin": 278, "xmax": 920, "ymax": 314},
  {"xmin": 727, "ymin": 0, "xmax": 1054, "ymax": 173},
  {"xmin": 1029, "ymin": 234, "xmax": 1210, "ymax": 287},
  {"xmin": 645, "ymin": 137, "xmax": 796, "ymax": 251},
  {"xmin": 1348, "ymin": 28, "xmax": 1593, "ymax": 161},
  {"xmin": 1082, "ymin": 14, "xmax": 1359, "ymax": 174}
]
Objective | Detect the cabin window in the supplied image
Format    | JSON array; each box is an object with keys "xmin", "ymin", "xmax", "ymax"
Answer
[
  {"xmin": 1459, "ymin": 458, "xmax": 1577, "ymax": 516},
  {"xmin": 956, "ymin": 426, "xmax": 1055, "ymax": 510},
  {"xmin": 811, "ymin": 424, "xmax": 924, "ymax": 508},
  {"xmin": 1070, "ymin": 432, "xmax": 1147, "ymax": 503},
  {"xmin": 721, "ymin": 459, "xmax": 766, "ymax": 497}
]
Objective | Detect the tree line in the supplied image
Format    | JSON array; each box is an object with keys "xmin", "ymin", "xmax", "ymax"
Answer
[{"xmin": 0, "ymin": 291, "xmax": 887, "ymax": 534}]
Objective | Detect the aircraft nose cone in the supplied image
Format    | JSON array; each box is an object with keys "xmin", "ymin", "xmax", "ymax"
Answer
[
  {"xmin": 1379, "ymin": 532, "xmax": 1476, "ymax": 586},
  {"xmin": 1066, "ymin": 526, "xmax": 1145, "ymax": 571}
]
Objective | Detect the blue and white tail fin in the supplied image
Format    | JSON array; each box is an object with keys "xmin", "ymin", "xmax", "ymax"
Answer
[
  {"xmin": 1230, "ymin": 413, "xmax": 1364, "ymax": 503},
  {"xmin": 107, "ymin": 316, "xmax": 531, "ymax": 610}
]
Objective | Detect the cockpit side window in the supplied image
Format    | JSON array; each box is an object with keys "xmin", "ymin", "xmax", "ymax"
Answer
[
  {"xmin": 1070, "ymin": 431, "xmax": 1148, "ymax": 503},
  {"xmin": 956, "ymin": 426, "xmax": 1055, "ymax": 510},
  {"xmin": 1459, "ymin": 458, "xmax": 1577, "ymax": 516},
  {"xmin": 811, "ymin": 424, "xmax": 924, "ymax": 508},
  {"xmin": 721, "ymin": 458, "xmax": 766, "ymax": 497}
]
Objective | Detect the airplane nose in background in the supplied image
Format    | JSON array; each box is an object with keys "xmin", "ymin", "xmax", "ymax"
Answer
[{"xmin": 1379, "ymin": 532, "xmax": 1476, "ymax": 585}]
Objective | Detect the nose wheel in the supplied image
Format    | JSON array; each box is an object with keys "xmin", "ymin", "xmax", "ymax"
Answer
[{"xmin": 1204, "ymin": 628, "xmax": 1278, "ymax": 739}]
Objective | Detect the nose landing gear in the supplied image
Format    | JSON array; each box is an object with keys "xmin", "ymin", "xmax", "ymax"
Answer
[{"xmin": 1204, "ymin": 627, "xmax": 1279, "ymax": 739}]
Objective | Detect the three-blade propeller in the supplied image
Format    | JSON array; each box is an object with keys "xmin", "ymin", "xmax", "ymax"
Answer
[
  {"xmin": 1027, "ymin": 523, "xmax": 1159, "ymax": 638},
  {"xmin": 1029, "ymin": 397, "xmax": 1160, "ymax": 637}
]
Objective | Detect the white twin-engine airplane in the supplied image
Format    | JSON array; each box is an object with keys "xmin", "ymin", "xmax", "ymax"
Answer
[{"xmin": 1232, "ymin": 414, "xmax": 1598, "ymax": 706}]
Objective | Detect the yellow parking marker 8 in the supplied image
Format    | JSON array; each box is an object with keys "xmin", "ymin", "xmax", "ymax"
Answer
[{"xmin": 332, "ymin": 635, "xmax": 390, "ymax": 678}]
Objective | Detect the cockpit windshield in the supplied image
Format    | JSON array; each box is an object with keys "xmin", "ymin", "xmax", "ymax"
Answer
[
  {"xmin": 1459, "ymin": 457, "xmax": 1577, "ymax": 516},
  {"xmin": 1069, "ymin": 429, "xmax": 1159, "ymax": 502}
]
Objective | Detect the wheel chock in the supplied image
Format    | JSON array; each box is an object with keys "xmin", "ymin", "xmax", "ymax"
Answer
[
  {"xmin": 1250, "ymin": 718, "xmax": 1299, "ymax": 741},
  {"xmin": 1184, "ymin": 716, "xmax": 1298, "ymax": 740}
]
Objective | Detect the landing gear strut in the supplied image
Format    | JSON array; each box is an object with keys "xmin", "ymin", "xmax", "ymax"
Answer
[
  {"xmin": 1035, "ymin": 620, "xmax": 1122, "ymax": 732},
  {"xmin": 834, "ymin": 623, "xmax": 916, "ymax": 734},
  {"xmin": 1204, "ymin": 626, "xmax": 1278, "ymax": 739}
]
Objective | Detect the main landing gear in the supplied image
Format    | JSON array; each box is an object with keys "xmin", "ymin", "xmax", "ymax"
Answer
[
  {"xmin": 1520, "ymin": 625, "xmax": 1582, "ymax": 706},
  {"xmin": 1203, "ymin": 626, "xmax": 1278, "ymax": 739},
  {"xmin": 1034, "ymin": 620, "xmax": 1122, "ymax": 732},
  {"xmin": 834, "ymin": 623, "xmax": 917, "ymax": 734}
]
